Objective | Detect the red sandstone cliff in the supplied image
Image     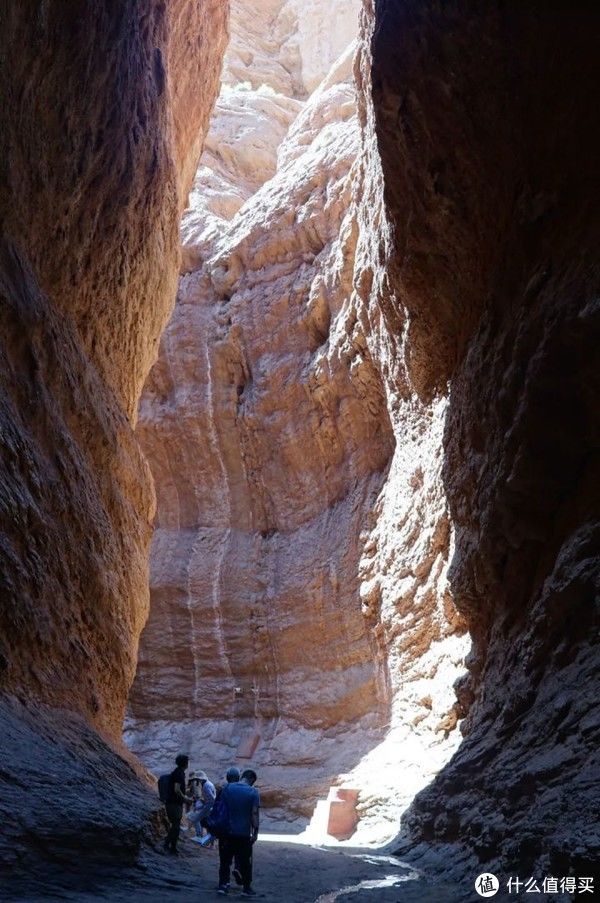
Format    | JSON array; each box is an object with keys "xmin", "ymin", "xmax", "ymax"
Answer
[
  {"xmin": 0, "ymin": 0, "xmax": 598, "ymax": 889},
  {"xmin": 127, "ymin": 0, "xmax": 470, "ymax": 837},
  {"xmin": 0, "ymin": 0, "xmax": 228, "ymax": 876},
  {"xmin": 130, "ymin": 0, "xmax": 599, "ymax": 871}
]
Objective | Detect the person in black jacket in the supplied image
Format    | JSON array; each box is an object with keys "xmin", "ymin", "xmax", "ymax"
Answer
[{"xmin": 164, "ymin": 753, "xmax": 192, "ymax": 854}]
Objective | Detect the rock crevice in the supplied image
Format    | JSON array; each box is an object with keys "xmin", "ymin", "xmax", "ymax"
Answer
[{"xmin": 1, "ymin": 0, "xmax": 598, "ymax": 885}]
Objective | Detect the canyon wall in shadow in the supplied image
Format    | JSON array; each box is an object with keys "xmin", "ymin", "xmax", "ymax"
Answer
[
  {"xmin": 361, "ymin": 0, "xmax": 600, "ymax": 877},
  {"xmin": 0, "ymin": 0, "xmax": 228, "ymax": 878}
]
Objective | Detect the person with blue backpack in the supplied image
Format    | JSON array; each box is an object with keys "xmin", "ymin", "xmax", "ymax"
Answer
[{"xmin": 216, "ymin": 767, "xmax": 260, "ymax": 897}]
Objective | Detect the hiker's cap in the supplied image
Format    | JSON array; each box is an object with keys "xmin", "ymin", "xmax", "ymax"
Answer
[
  {"xmin": 226, "ymin": 766, "xmax": 240, "ymax": 782},
  {"xmin": 195, "ymin": 770, "xmax": 208, "ymax": 781}
]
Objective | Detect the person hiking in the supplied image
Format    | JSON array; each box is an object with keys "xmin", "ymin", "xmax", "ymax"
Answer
[
  {"xmin": 202, "ymin": 766, "xmax": 239, "ymax": 854},
  {"xmin": 184, "ymin": 771, "xmax": 201, "ymax": 834},
  {"xmin": 217, "ymin": 767, "xmax": 260, "ymax": 897},
  {"xmin": 188, "ymin": 770, "xmax": 216, "ymax": 840},
  {"xmin": 164, "ymin": 753, "xmax": 192, "ymax": 855}
]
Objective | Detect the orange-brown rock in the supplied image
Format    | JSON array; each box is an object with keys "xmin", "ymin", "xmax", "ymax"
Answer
[
  {"xmin": 129, "ymin": 0, "xmax": 599, "ymax": 876},
  {"xmin": 127, "ymin": 0, "xmax": 469, "ymax": 836},
  {"xmin": 0, "ymin": 0, "xmax": 227, "ymax": 876},
  {"xmin": 127, "ymin": 5, "xmax": 393, "ymax": 824},
  {"xmin": 1, "ymin": 0, "xmax": 598, "ymax": 890}
]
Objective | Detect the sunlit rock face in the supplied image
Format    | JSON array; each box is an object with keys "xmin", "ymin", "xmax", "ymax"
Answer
[
  {"xmin": 128, "ymin": 0, "xmax": 469, "ymax": 833},
  {"xmin": 0, "ymin": 0, "xmax": 227, "ymax": 876},
  {"xmin": 359, "ymin": 0, "xmax": 599, "ymax": 878},
  {"xmin": 180, "ymin": 0, "xmax": 359, "ymax": 271},
  {"xmin": 5, "ymin": 0, "xmax": 595, "ymax": 888}
]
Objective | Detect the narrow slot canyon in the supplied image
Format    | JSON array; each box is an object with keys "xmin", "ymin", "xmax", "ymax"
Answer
[
  {"xmin": 124, "ymin": 0, "xmax": 469, "ymax": 844},
  {"xmin": 0, "ymin": 2, "xmax": 598, "ymax": 902}
]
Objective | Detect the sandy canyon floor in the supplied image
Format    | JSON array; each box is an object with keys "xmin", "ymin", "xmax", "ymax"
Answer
[{"xmin": 9, "ymin": 835, "xmax": 469, "ymax": 903}]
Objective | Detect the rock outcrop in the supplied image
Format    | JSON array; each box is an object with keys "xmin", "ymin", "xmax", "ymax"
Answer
[
  {"xmin": 1, "ymin": 0, "xmax": 597, "ymax": 889},
  {"xmin": 128, "ymin": 0, "xmax": 392, "ymax": 824},
  {"xmin": 0, "ymin": 0, "xmax": 228, "ymax": 877}
]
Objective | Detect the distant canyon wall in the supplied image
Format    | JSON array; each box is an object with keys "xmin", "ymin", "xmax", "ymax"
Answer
[
  {"xmin": 127, "ymin": 0, "xmax": 469, "ymax": 833},
  {"xmin": 129, "ymin": 0, "xmax": 599, "ymax": 872}
]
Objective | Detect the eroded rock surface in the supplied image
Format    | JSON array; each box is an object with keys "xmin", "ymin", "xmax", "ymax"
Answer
[
  {"xmin": 1, "ymin": 0, "xmax": 597, "ymax": 889},
  {"xmin": 359, "ymin": 0, "xmax": 600, "ymax": 878},
  {"xmin": 0, "ymin": 0, "xmax": 227, "ymax": 875},
  {"xmin": 130, "ymin": 0, "xmax": 599, "ymax": 873},
  {"xmin": 127, "ymin": 0, "xmax": 469, "ymax": 835}
]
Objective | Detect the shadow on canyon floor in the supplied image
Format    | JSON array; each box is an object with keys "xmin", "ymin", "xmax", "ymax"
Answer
[{"xmin": 5, "ymin": 835, "xmax": 471, "ymax": 903}]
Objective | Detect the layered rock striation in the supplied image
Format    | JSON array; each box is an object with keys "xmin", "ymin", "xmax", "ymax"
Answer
[
  {"xmin": 127, "ymin": 0, "xmax": 469, "ymax": 834},
  {"xmin": 130, "ymin": 0, "xmax": 599, "ymax": 870},
  {"xmin": 128, "ymin": 0, "xmax": 393, "ymax": 823},
  {"xmin": 0, "ymin": 0, "xmax": 228, "ymax": 877},
  {"xmin": 1, "ymin": 0, "xmax": 597, "ymax": 887}
]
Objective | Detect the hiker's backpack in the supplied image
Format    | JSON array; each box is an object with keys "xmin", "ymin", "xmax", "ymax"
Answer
[
  {"xmin": 158, "ymin": 773, "xmax": 171, "ymax": 803},
  {"xmin": 206, "ymin": 788, "xmax": 230, "ymax": 838}
]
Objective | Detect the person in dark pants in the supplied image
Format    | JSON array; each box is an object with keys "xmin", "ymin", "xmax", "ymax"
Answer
[
  {"xmin": 217, "ymin": 768, "xmax": 260, "ymax": 897},
  {"xmin": 164, "ymin": 753, "xmax": 192, "ymax": 855}
]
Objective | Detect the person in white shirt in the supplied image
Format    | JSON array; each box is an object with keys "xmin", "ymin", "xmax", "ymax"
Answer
[{"xmin": 187, "ymin": 770, "xmax": 216, "ymax": 839}]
